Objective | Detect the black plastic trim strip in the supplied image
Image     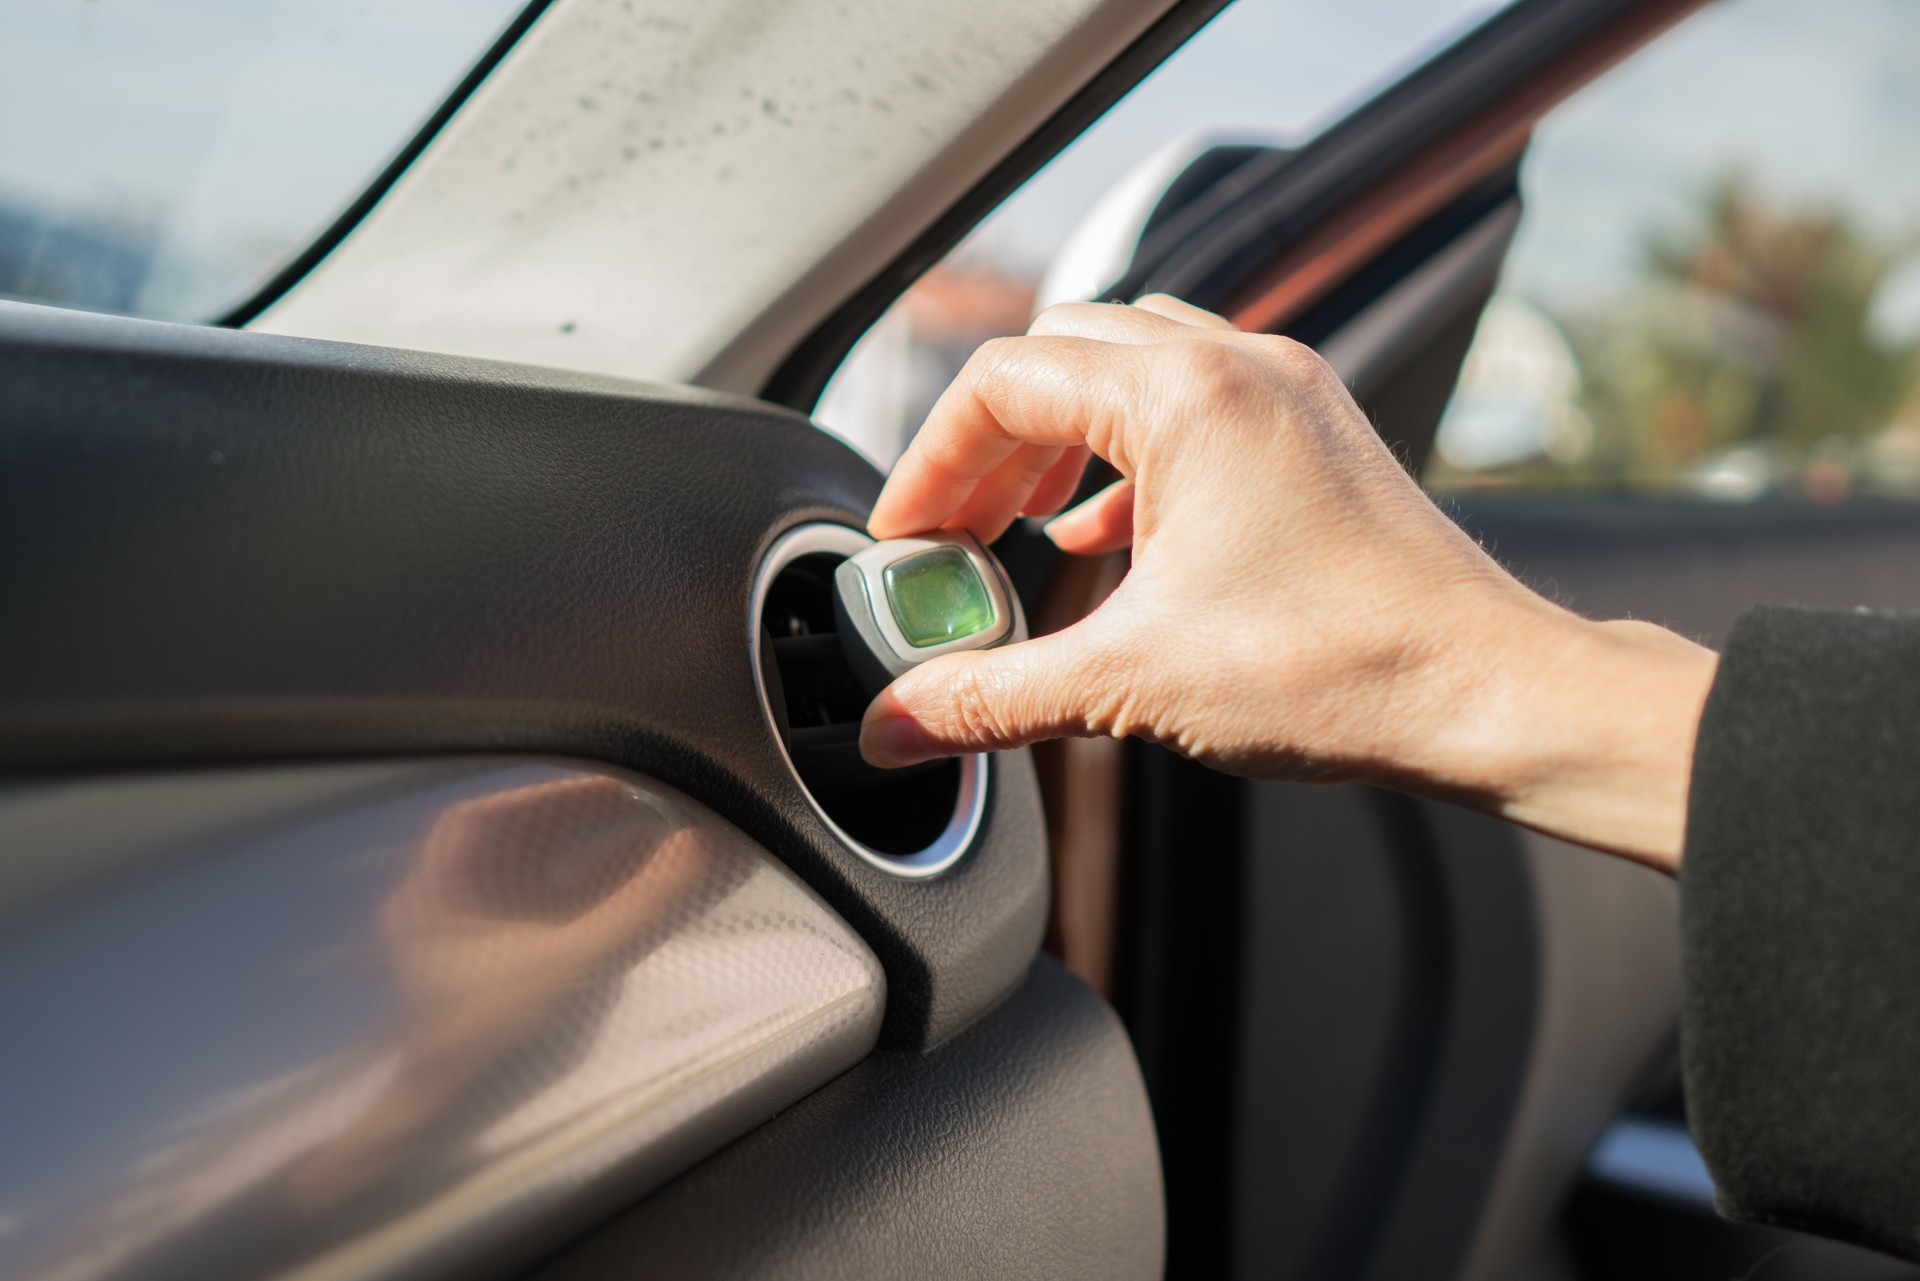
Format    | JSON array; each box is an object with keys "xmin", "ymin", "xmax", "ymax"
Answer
[
  {"xmin": 1297, "ymin": 794, "xmax": 1459, "ymax": 1281},
  {"xmin": 218, "ymin": 0, "xmax": 558, "ymax": 329},
  {"xmin": 519, "ymin": 956, "xmax": 1164, "ymax": 1281},
  {"xmin": 758, "ymin": 0, "xmax": 1234, "ymax": 414},
  {"xmin": 1110, "ymin": 0, "xmax": 1676, "ymax": 308},
  {"xmin": 1120, "ymin": 744, "xmax": 1246, "ymax": 1277},
  {"xmin": 1280, "ymin": 164, "xmax": 1520, "ymax": 352}
]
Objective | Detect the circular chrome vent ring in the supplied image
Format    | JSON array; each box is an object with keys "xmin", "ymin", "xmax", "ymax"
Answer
[{"xmin": 751, "ymin": 522, "xmax": 986, "ymax": 878}]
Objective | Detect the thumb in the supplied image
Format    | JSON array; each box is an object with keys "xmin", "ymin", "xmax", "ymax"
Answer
[{"xmin": 859, "ymin": 626, "xmax": 1112, "ymax": 767}]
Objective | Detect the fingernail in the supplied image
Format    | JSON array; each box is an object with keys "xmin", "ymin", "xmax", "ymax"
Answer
[{"xmin": 860, "ymin": 711, "xmax": 942, "ymax": 769}]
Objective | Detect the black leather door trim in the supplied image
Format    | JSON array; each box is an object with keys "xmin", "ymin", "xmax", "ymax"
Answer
[
  {"xmin": 0, "ymin": 300, "xmax": 1047, "ymax": 1050},
  {"xmin": 520, "ymin": 955, "xmax": 1165, "ymax": 1281}
]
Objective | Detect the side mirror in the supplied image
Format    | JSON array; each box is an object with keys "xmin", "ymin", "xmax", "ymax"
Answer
[
  {"xmin": 1867, "ymin": 251, "xmax": 1920, "ymax": 350},
  {"xmin": 1432, "ymin": 296, "xmax": 1590, "ymax": 474}
]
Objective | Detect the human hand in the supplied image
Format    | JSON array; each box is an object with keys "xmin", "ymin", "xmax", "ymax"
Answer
[{"xmin": 859, "ymin": 295, "xmax": 1717, "ymax": 870}]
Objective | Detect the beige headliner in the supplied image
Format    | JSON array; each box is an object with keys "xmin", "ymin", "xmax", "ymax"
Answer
[{"xmin": 253, "ymin": 0, "xmax": 1179, "ymax": 396}]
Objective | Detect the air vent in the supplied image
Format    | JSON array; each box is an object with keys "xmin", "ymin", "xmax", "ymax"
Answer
[{"xmin": 752, "ymin": 524, "xmax": 985, "ymax": 878}]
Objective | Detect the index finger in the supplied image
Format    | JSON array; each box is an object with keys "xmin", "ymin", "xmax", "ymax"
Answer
[{"xmin": 868, "ymin": 333, "xmax": 1147, "ymax": 539}]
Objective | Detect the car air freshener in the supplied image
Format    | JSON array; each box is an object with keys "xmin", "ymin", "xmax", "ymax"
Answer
[{"xmin": 832, "ymin": 530, "xmax": 1028, "ymax": 694}]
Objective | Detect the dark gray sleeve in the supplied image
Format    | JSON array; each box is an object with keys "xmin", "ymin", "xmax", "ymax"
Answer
[{"xmin": 1682, "ymin": 604, "xmax": 1920, "ymax": 1262}]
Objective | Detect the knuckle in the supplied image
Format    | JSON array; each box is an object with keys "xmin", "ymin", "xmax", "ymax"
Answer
[
  {"xmin": 968, "ymin": 334, "xmax": 1025, "ymax": 378},
  {"xmin": 1255, "ymin": 332, "xmax": 1336, "ymax": 382},
  {"xmin": 1028, "ymin": 301, "xmax": 1101, "ymax": 337},
  {"xmin": 960, "ymin": 336, "xmax": 1036, "ymax": 406},
  {"xmin": 1075, "ymin": 665, "xmax": 1128, "ymax": 738},
  {"xmin": 1070, "ymin": 634, "xmax": 1146, "ymax": 738},
  {"xmin": 1165, "ymin": 336, "xmax": 1260, "ymax": 399},
  {"xmin": 941, "ymin": 660, "xmax": 1018, "ymax": 747},
  {"xmin": 1011, "ymin": 447, "xmax": 1058, "ymax": 485}
]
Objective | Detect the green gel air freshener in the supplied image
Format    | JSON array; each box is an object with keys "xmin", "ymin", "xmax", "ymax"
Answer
[
  {"xmin": 883, "ymin": 546, "xmax": 997, "ymax": 647},
  {"xmin": 832, "ymin": 530, "xmax": 1028, "ymax": 693}
]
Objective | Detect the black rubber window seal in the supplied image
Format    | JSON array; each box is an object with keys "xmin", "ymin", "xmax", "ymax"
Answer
[
  {"xmin": 1111, "ymin": 0, "xmax": 1675, "ymax": 307},
  {"xmin": 218, "ymin": 0, "xmax": 559, "ymax": 330}
]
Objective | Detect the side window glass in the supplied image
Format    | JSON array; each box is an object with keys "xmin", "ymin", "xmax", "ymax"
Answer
[
  {"xmin": 1428, "ymin": 0, "xmax": 1920, "ymax": 501},
  {"xmin": 0, "ymin": 1, "xmax": 526, "ymax": 322},
  {"xmin": 813, "ymin": 0, "xmax": 1514, "ymax": 469}
]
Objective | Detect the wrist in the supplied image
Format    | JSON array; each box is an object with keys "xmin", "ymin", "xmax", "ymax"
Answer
[{"xmin": 1399, "ymin": 602, "xmax": 1719, "ymax": 872}]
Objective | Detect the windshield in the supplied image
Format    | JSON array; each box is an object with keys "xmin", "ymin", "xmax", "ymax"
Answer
[{"xmin": 0, "ymin": 0, "xmax": 527, "ymax": 322}]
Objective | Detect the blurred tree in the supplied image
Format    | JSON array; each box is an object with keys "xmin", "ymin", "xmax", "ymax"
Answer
[{"xmin": 1567, "ymin": 172, "xmax": 1918, "ymax": 492}]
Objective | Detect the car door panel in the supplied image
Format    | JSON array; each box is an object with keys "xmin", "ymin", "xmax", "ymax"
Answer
[
  {"xmin": 0, "ymin": 299, "xmax": 1044, "ymax": 1051},
  {"xmin": 529, "ymin": 953, "xmax": 1162, "ymax": 1281},
  {"xmin": 1437, "ymin": 496, "xmax": 1920, "ymax": 1281},
  {"xmin": 0, "ymin": 299, "xmax": 1163, "ymax": 1279},
  {"xmin": 0, "ymin": 759, "xmax": 886, "ymax": 1281}
]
